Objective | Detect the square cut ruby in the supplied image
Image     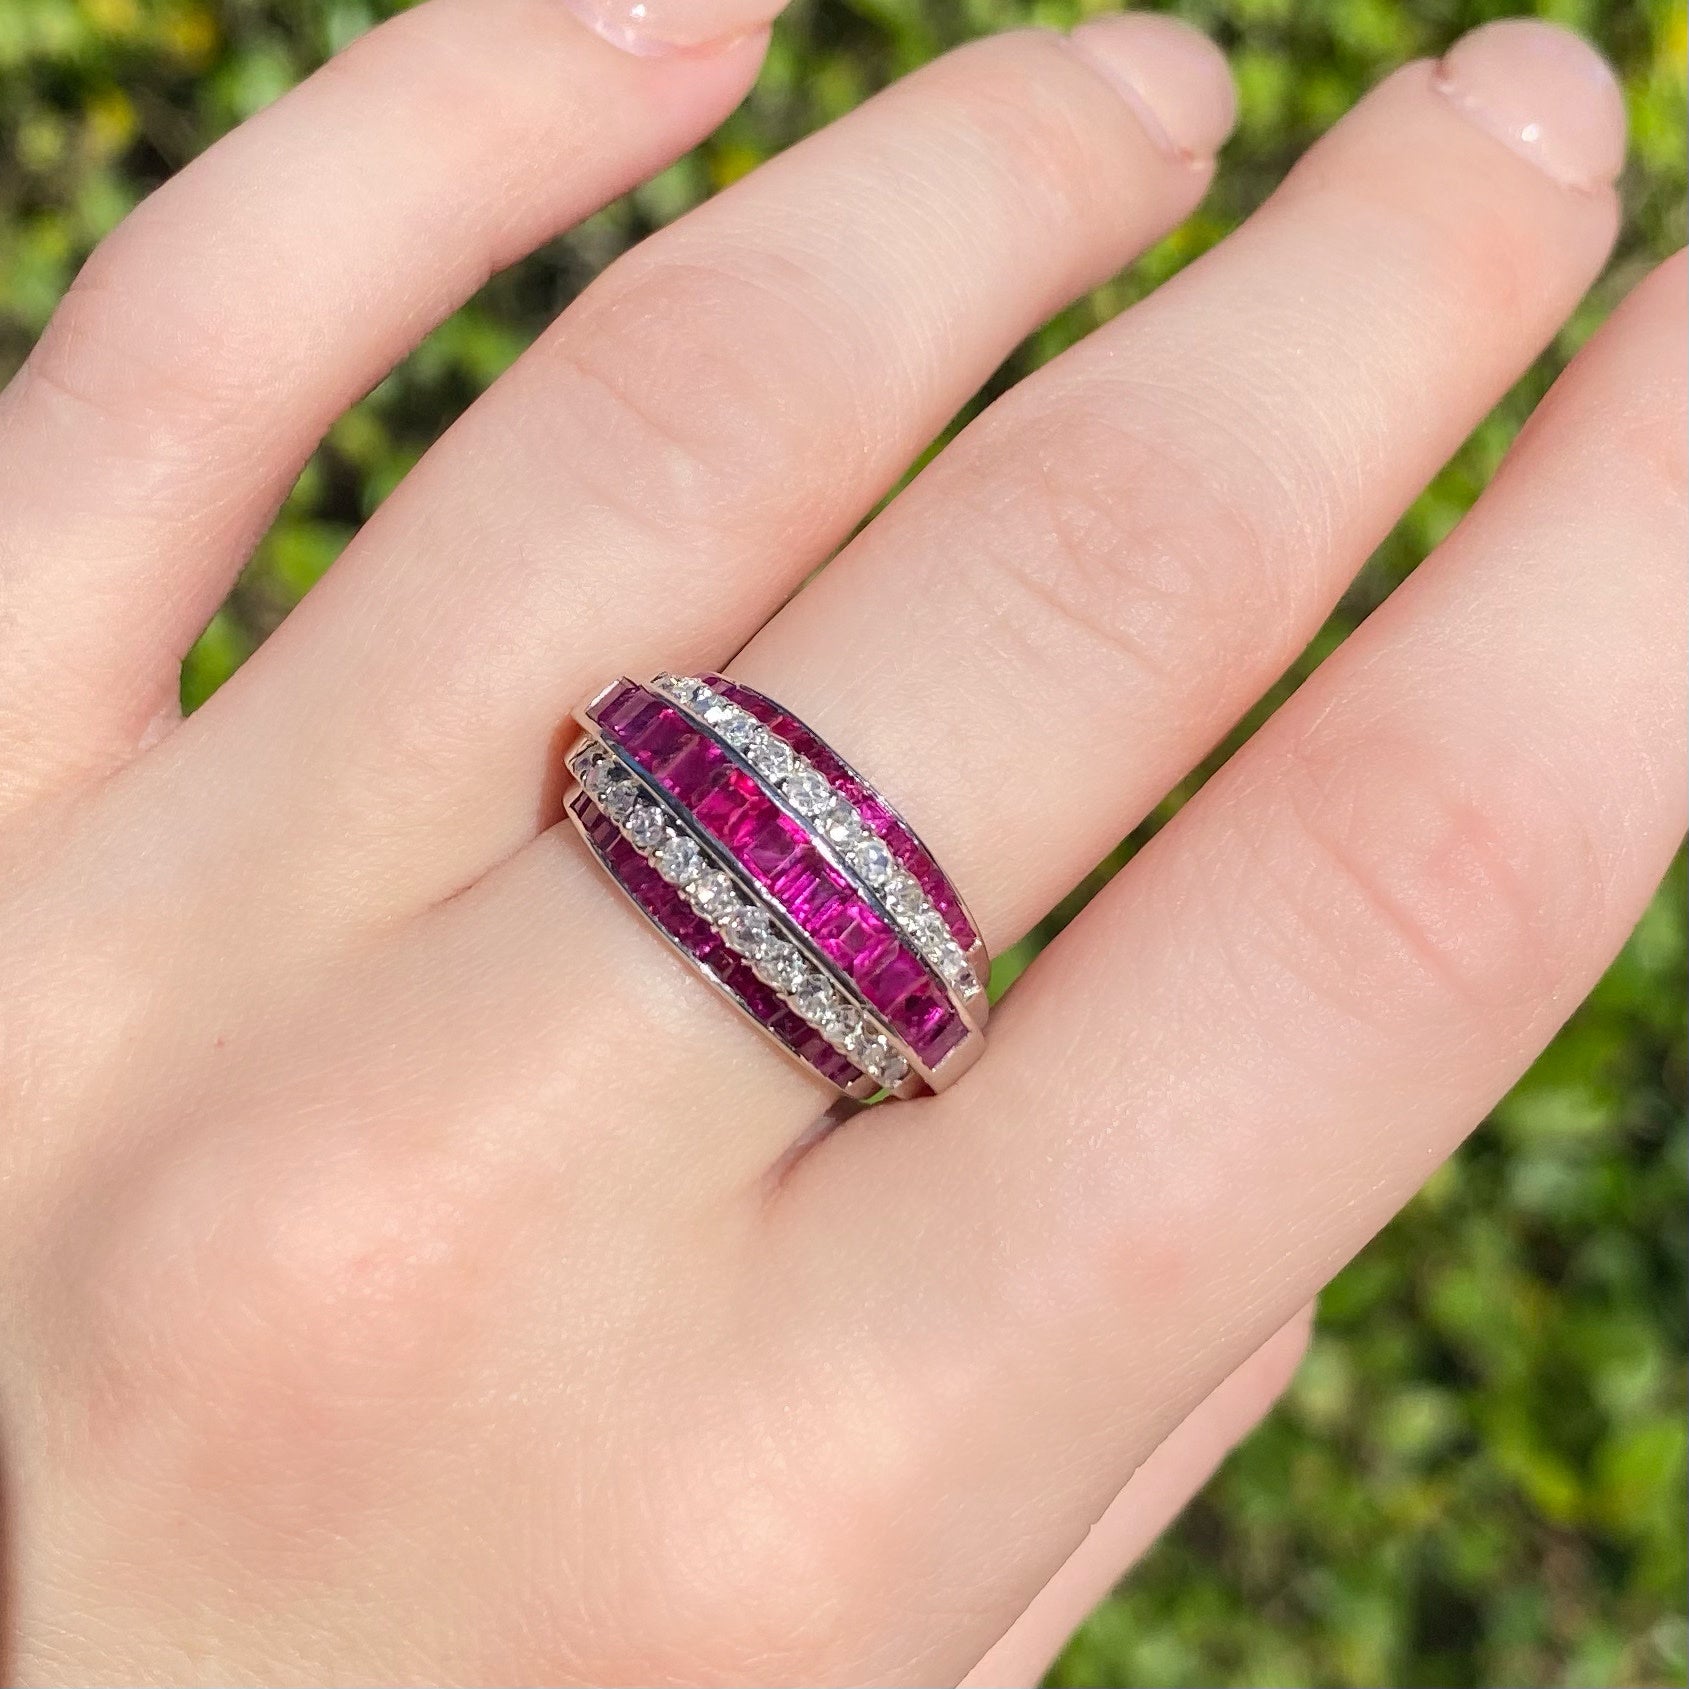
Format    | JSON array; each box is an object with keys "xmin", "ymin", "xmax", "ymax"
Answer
[
  {"xmin": 742, "ymin": 813, "xmax": 804, "ymax": 880},
  {"xmin": 771, "ymin": 862, "xmax": 842, "ymax": 926},
  {"xmin": 652, "ymin": 738, "xmax": 724, "ymax": 805},
  {"xmin": 861, "ymin": 946, "xmax": 927, "ymax": 1009},
  {"xmin": 592, "ymin": 681, "xmax": 647, "ymax": 735},
  {"xmin": 622, "ymin": 705, "xmax": 692, "ymax": 770}
]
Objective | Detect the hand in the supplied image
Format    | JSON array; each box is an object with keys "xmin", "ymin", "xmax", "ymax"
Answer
[{"xmin": 0, "ymin": 5, "xmax": 1681, "ymax": 1683}]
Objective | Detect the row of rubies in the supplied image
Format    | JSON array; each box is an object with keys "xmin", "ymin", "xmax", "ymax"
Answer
[
  {"xmin": 700, "ymin": 675, "xmax": 981, "ymax": 958},
  {"xmin": 569, "ymin": 790, "xmax": 865, "ymax": 1092},
  {"xmin": 588, "ymin": 681, "xmax": 969, "ymax": 1068},
  {"xmin": 653, "ymin": 674, "xmax": 983, "ymax": 1002},
  {"xmin": 572, "ymin": 743, "xmax": 913, "ymax": 1091}
]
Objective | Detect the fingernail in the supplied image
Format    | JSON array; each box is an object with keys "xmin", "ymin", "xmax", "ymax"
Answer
[
  {"xmin": 1066, "ymin": 12, "xmax": 1237, "ymax": 165},
  {"xmin": 1434, "ymin": 19, "xmax": 1627, "ymax": 192},
  {"xmin": 559, "ymin": 0, "xmax": 781, "ymax": 56}
]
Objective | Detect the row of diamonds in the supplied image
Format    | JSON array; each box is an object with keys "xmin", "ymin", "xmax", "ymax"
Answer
[
  {"xmin": 572, "ymin": 741, "xmax": 912, "ymax": 1091},
  {"xmin": 569, "ymin": 792, "xmax": 862, "ymax": 1091},
  {"xmin": 651, "ymin": 674, "xmax": 983, "ymax": 1001}
]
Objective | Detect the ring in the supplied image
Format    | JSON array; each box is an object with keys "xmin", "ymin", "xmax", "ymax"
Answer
[{"xmin": 564, "ymin": 673, "xmax": 989, "ymax": 1099}]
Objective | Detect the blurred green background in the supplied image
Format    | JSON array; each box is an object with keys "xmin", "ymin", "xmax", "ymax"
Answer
[{"xmin": 1, "ymin": 1, "xmax": 1684, "ymax": 1684}]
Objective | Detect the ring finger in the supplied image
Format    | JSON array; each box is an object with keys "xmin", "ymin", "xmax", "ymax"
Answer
[{"xmin": 443, "ymin": 18, "xmax": 1625, "ymax": 1166}]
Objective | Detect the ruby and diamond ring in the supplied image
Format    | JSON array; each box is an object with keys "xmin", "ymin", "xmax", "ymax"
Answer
[{"xmin": 565, "ymin": 674, "xmax": 989, "ymax": 1099}]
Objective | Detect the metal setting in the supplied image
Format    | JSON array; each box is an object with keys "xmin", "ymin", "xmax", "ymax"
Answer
[{"xmin": 562, "ymin": 674, "xmax": 991, "ymax": 1099}]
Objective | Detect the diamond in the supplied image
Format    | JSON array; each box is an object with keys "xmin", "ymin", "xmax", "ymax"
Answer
[
  {"xmin": 937, "ymin": 943, "xmax": 980, "ymax": 997},
  {"xmin": 653, "ymin": 834, "xmax": 701, "ymax": 886},
  {"xmin": 721, "ymin": 906, "xmax": 774, "ymax": 957},
  {"xmin": 822, "ymin": 1002, "xmax": 861, "ymax": 1046},
  {"xmin": 685, "ymin": 869, "xmax": 737, "ymax": 918},
  {"xmin": 820, "ymin": 799, "xmax": 865, "ymax": 849},
  {"xmin": 753, "ymin": 942, "xmax": 808, "ymax": 993},
  {"xmin": 747, "ymin": 734, "xmax": 794, "ymax": 781},
  {"xmin": 850, "ymin": 1029, "xmax": 890, "ymax": 1070},
  {"xmin": 792, "ymin": 981, "xmax": 835, "ymax": 1025},
  {"xmin": 576, "ymin": 752, "xmax": 606, "ymax": 792},
  {"xmin": 654, "ymin": 674, "xmax": 706, "ymax": 707},
  {"xmin": 626, "ymin": 803, "xmax": 668, "ymax": 850},
  {"xmin": 599, "ymin": 770, "xmax": 637, "ymax": 821},
  {"xmin": 877, "ymin": 1052, "xmax": 910, "ymax": 1088},
  {"xmin": 912, "ymin": 909, "xmax": 951, "ymax": 950},
  {"xmin": 849, "ymin": 835, "xmax": 894, "ymax": 886},
  {"xmin": 884, "ymin": 871, "xmax": 925, "ymax": 919},
  {"xmin": 784, "ymin": 766, "xmax": 832, "ymax": 815},
  {"xmin": 715, "ymin": 710, "xmax": 758, "ymax": 748}
]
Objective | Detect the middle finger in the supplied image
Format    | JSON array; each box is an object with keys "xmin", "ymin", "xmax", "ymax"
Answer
[
  {"xmin": 442, "ymin": 18, "xmax": 1625, "ymax": 1171},
  {"xmin": 731, "ymin": 17, "xmax": 1625, "ymax": 953}
]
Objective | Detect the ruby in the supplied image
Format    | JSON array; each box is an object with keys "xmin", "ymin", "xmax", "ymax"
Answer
[
  {"xmin": 621, "ymin": 705, "xmax": 691, "ymax": 770},
  {"xmin": 813, "ymin": 909, "xmax": 893, "ymax": 975},
  {"xmin": 691, "ymin": 773, "xmax": 751, "ymax": 838},
  {"xmin": 596, "ymin": 688, "xmax": 663, "ymax": 743},
  {"xmin": 771, "ymin": 861, "xmax": 843, "ymax": 926},
  {"xmin": 742, "ymin": 812, "xmax": 803, "ymax": 880},
  {"xmin": 914, "ymin": 1006, "xmax": 969, "ymax": 1065},
  {"xmin": 583, "ymin": 800, "xmax": 865, "ymax": 1089},
  {"xmin": 592, "ymin": 681, "xmax": 647, "ymax": 735},
  {"xmin": 861, "ymin": 946, "xmax": 927, "ymax": 1009},
  {"xmin": 657, "ymin": 739, "xmax": 724, "ymax": 806}
]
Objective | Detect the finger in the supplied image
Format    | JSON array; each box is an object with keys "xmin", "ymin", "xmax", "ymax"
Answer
[
  {"xmin": 153, "ymin": 15, "xmax": 1236, "ymax": 925},
  {"xmin": 784, "ymin": 250, "xmax": 1686, "ymax": 1683},
  {"xmin": 0, "ymin": 0, "xmax": 766, "ymax": 810},
  {"xmin": 729, "ymin": 18, "xmax": 1625, "ymax": 953},
  {"xmin": 962, "ymin": 1309, "xmax": 1311, "ymax": 1688},
  {"xmin": 430, "ymin": 19, "xmax": 1626, "ymax": 1165}
]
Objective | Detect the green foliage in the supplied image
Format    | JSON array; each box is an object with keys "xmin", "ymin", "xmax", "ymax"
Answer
[{"xmin": 0, "ymin": 2, "xmax": 1683, "ymax": 1684}]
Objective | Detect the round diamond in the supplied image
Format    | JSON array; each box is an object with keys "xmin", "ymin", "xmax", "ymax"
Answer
[
  {"xmin": 576, "ymin": 752, "xmax": 606, "ymax": 793},
  {"xmin": 599, "ymin": 771, "xmax": 637, "ymax": 821},
  {"xmin": 821, "ymin": 799, "xmax": 865, "ymax": 848},
  {"xmin": 716, "ymin": 710, "xmax": 758, "ymax": 749},
  {"xmin": 823, "ymin": 1002, "xmax": 861, "ymax": 1046},
  {"xmin": 654, "ymin": 834, "xmax": 701, "ymax": 886},
  {"xmin": 784, "ymin": 767, "xmax": 832, "ymax": 816},
  {"xmin": 850, "ymin": 1029, "xmax": 890, "ymax": 1070},
  {"xmin": 792, "ymin": 981, "xmax": 835, "ymax": 1025},
  {"xmin": 849, "ymin": 835, "xmax": 894, "ymax": 887},
  {"xmin": 877, "ymin": 1052, "xmax": 910, "ymax": 1088},
  {"xmin": 626, "ymin": 803, "xmax": 667, "ymax": 850},
  {"xmin": 938, "ymin": 944, "xmax": 981, "ymax": 997},
  {"xmin": 721, "ymin": 906, "xmax": 774, "ymax": 957},
  {"xmin": 655, "ymin": 674, "xmax": 706, "ymax": 707},
  {"xmin": 912, "ymin": 909, "xmax": 951, "ymax": 950},
  {"xmin": 754, "ymin": 943, "xmax": 808, "ymax": 993},
  {"xmin": 685, "ymin": 870, "xmax": 737, "ymax": 918},
  {"xmin": 884, "ymin": 871, "xmax": 924, "ymax": 919},
  {"xmin": 748, "ymin": 734, "xmax": 794, "ymax": 781}
]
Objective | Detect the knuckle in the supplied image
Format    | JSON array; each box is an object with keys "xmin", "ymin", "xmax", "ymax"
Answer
[
  {"xmin": 948, "ymin": 395, "xmax": 1294, "ymax": 709},
  {"xmin": 30, "ymin": 212, "xmax": 255, "ymax": 451},
  {"xmin": 1230, "ymin": 709, "xmax": 1607, "ymax": 1027},
  {"xmin": 544, "ymin": 253, "xmax": 872, "ymax": 542}
]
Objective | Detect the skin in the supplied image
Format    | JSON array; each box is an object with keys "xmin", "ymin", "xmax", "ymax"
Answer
[{"xmin": 0, "ymin": 4, "xmax": 1682, "ymax": 1683}]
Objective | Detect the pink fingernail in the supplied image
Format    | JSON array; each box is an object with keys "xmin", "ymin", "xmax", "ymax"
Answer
[
  {"xmin": 1066, "ymin": 13, "xmax": 1237, "ymax": 165},
  {"xmin": 1434, "ymin": 19, "xmax": 1627, "ymax": 192},
  {"xmin": 559, "ymin": 0, "xmax": 783, "ymax": 55}
]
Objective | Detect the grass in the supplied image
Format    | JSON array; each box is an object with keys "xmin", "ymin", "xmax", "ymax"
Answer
[{"xmin": 0, "ymin": 1, "xmax": 1683, "ymax": 1682}]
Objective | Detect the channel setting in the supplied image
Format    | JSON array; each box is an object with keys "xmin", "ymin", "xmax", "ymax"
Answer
[{"xmin": 563, "ymin": 675, "xmax": 989, "ymax": 1098}]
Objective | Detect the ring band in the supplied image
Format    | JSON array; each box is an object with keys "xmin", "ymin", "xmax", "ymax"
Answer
[{"xmin": 564, "ymin": 674, "xmax": 989, "ymax": 1099}]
